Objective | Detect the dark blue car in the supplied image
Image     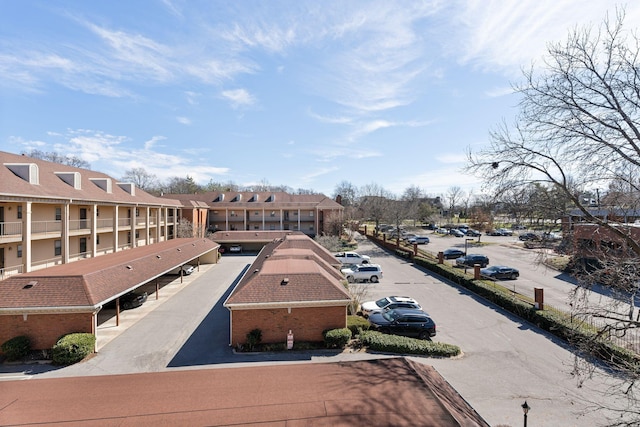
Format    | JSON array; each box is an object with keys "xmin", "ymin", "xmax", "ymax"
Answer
[{"xmin": 367, "ymin": 308, "xmax": 436, "ymax": 340}]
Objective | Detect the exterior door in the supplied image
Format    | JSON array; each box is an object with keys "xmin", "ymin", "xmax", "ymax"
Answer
[
  {"xmin": 0, "ymin": 206, "xmax": 4, "ymax": 236},
  {"xmin": 80, "ymin": 237, "xmax": 87, "ymax": 255},
  {"xmin": 80, "ymin": 208, "xmax": 88, "ymax": 229}
]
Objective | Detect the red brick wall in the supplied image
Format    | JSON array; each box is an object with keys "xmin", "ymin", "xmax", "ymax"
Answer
[
  {"xmin": 0, "ymin": 313, "xmax": 94, "ymax": 352},
  {"xmin": 230, "ymin": 305, "xmax": 347, "ymax": 346}
]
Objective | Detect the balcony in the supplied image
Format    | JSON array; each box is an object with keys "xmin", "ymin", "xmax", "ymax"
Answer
[
  {"xmin": 96, "ymin": 218, "xmax": 114, "ymax": 231},
  {"xmin": 0, "ymin": 263, "xmax": 23, "ymax": 281},
  {"xmin": 69, "ymin": 219, "xmax": 91, "ymax": 235},
  {"xmin": 32, "ymin": 220, "xmax": 62, "ymax": 238},
  {"xmin": 0, "ymin": 221, "xmax": 22, "ymax": 243}
]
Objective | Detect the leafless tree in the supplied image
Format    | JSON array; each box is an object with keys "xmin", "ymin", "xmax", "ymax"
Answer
[
  {"xmin": 345, "ymin": 282, "xmax": 371, "ymax": 316},
  {"xmin": 23, "ymin": 149, "xmax": 90, "ymax": 169},
  {"xmin": 445, "ymin": 186, "xmax": 465, "ymax": 222},
  {"xmin": 467, "ymin": 9, "xmax": 640, "ymax": 424},
  {"xmin": 120, "ymin": 167, "xmax": 158, "ymax": 191},
  {"xmin": 358, "ymin": 183, "xmax": 393, "ymax": 234}
]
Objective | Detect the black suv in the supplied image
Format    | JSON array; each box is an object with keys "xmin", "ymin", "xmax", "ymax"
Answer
[
  {"xmin": 455, "ymin": 254, "xmax": 489, "ymax": 268},
  {"xmin": 367, "ymin": 308, "xmax": 436, "ymax": 340}
]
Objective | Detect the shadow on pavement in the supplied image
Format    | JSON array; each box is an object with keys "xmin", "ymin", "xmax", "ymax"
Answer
[{"xmin": 167, "ymin": 265, "xmax": 339, "ymax": 367}]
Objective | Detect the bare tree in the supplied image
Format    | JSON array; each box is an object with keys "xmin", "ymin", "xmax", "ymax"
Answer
[
  {"xmin": 445, "ymin": 186, "xmax": 465, "ymax": 222},
  {"xmin": 401, "ymin": 185, "xmax": 423, "ymax": 226},
  {"xmin": 345, "ymin": 282, "xmax": 371, "ymax": 316},
  {"xmin": 358, "ymin": 183, "xmax": 393, "ymax": 235},
  {"xmin": 120, "ymin": 168, "xmax": 158, "ymax": 192},
  {"xmin": 467, "ymin": 9, "xmax": 640, "ymax": 424},
  {"xmin": 23, "ymin": 149, "xmax": 90, "ymax": 169}
]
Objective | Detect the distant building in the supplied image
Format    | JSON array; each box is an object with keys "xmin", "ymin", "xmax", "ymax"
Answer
[{"xmin": 164, "ymin": 191, "xmax": 343, "ymax": 237}]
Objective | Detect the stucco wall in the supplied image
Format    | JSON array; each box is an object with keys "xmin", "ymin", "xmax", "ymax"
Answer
[
  {"xmin": 0, "ymin": 312, "xmax": 94, "ymax": 352},
  {"xmin": 230, "ymin": 305, "xmax": 347, "ymax": 347}
]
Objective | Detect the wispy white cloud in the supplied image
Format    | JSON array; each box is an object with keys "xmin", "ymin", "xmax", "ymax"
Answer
[
  {"xmin": 300, "ymin": 166, "xmax": 338, "ymax": 182},
  {"xmin": 18, "ymin": 129, "xmax": 229, "ymax": 182},
  {"xmin": 221, "ymin": 88, "xmax": 256, "ymax": 109},
  {"xmin": 176, "ymin": 116, "xmax": 192, "ymax": 125}
]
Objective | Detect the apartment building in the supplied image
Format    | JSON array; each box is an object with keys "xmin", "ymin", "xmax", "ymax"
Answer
[
  {"xmin": 0, "ymin": 151, "xmax": 183, "ymax": 280},
  {"xmin": 165, "ymin": 191, "xmax": 344, "ymax": 237}
]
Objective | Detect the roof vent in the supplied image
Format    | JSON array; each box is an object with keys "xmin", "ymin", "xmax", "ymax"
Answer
[
  {"xmin": 156, "ymin": 255, "xmax": 161, "ymax": 259},
  {"xmin": 281, "ymin": 278, "xmax": 289, "ymax": 286},
  {"xmin": 253, "ymin": 269, "xmax": 259, "ymax": 274},
  {"xmin": 23, "ymin": 281, "xmax": 38, "ymax": 289},
  {"xmin": 126, "ymin": 265, "xmax": 133, "ymax": 270}
]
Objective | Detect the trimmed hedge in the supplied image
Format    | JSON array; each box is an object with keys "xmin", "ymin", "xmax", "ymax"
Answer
[
  {"xmin": 359, "ymin": 330, "xmax": 461, "ymax": 357},
  {"xmin": 52, "ymin": 333, "xmax": 95, "ymax": 365},
  {"xmin": 347, "ymin": 315, "xmax": 370, "ymax": 336},
  {"xmin": 1, "ymin": 335, "xmax": 31, "ymax": 361},
  {"xmin": 323, "ymin": 328, "xmax": 352, "ymax": 349},
  {"xmin": 395, "ymin": 249, "xmax": 640, "ymax": 369}
]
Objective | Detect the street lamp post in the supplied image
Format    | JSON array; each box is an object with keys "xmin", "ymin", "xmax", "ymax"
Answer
[
  {"xmin": 464, "ymin": 238, "xmax": 474, "ymax": 255},
  {"xmin": 521, "ymin": 401, "xmax": 530, "ymax": 427}
]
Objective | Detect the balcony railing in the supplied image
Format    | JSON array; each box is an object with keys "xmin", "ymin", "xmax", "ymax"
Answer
[
  {"xmin": 0, "ymin": 264, "xmax": 23, "ymax": 281},
  {"xmin": 0, "ymin": 221, "xmax": 22, "ymax": 240},
  {"xmin": 96, "ymin": 218, "xmax": 114, "ymax": 229},
  {"xmin": 69, "ymin": 251, "xmax": 92, "ymax": 262},
  {"xmin": 32, "ymin": 220, "xmax": 62, "ymax": 234},
  {"xmin": 118, "ymin": 218, "xmax": 132, "ymax": 227},
  {"xmin": 69, "ymin": 219, "xmax": 91, "ymax": 232},
  {"xmin": 31, "ymin": 256, "xmax": 63, "ymax": 270}
]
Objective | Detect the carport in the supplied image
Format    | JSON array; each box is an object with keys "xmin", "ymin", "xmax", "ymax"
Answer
[{"xmin": 0, "ymin": 238, "xmax": 220, "ymax": 351}]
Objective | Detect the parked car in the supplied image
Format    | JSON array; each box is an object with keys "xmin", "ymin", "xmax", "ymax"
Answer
[
  {"xmin": 465, "ymin": 229, "xmax": 482, "ymax": 237},
  {"xmin": 341, "ymin": 264, "xmax": 383, "ymax": 283},
  {"xmin": 518, "ymin": 232, "xmax": 541, "ymax": 241},
  {"xmin": 480, "ymin": 265, "xmax": 520, "ymax": 280},
  {"xmin": 334, "ymin": 251, "xmax": 370, "ymax": 265},
  {"xmin": 542, "ymin": 232, "xmax": 562, "ymax": 241},
  {"xmin": 360, "ymin": 296, "xmax": 422, "ymax": 318},
  {"xmin": 449, "ymin": 229, "xmax": 465, "ymax": 237},
  {"xmin": 442, "ymin": 248, "xmax": 465, "ymax": 259},
  {"xmin": 367, "ymin": 308, "xmax": 436, "ymax": 340},
  {"xmin": 118, "ymin": 291, "xmax": 148, "ymax": 310},
  {"xmin": 455, "ymin": 254, "xmax": 489, "ymax": 268},
  {"xmin": 402, "ymin": 233, "xmax": 418, "ymax": 242},
  {"xmin": 168, "ymin": 265, "xmax": 195, "ymax": 275},
  {"xmin": 407, "ymin": 236, "xmax": 430, "ymax": 245},
  {"xmin": 489, "ymin": 228, "xmax": 514, "ymax": 236},
  {"xmin": 229, "ymin": 244, "xmax": 243, "ymax": 253},
  {"xmin": 435, "ymin": 228, "xmax": 449, "ymax": 234}
]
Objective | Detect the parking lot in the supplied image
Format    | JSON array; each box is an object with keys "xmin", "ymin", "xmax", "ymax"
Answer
[{"xmin": 5, "ymin": 238, "xmax": 626, "ymax": 426}]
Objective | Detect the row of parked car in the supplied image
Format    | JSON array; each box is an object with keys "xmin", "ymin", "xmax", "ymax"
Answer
[
  {"xmin": 443, "ymin": 250, "xmax": 520, "ymax": 280},
  {"xmin": 334, "ymin": 251, "xmax": 383, "ymax": 283},
  {"xmin": 360, "ymin": 295, "xmax": 436, "ymax": 340}
]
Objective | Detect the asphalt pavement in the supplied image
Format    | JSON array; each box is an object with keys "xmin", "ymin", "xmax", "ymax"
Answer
[{"xmin": 0, "ymin": 235, "xmax": 630, "ymax": 426}]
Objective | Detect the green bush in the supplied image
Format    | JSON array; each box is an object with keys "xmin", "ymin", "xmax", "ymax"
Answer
[
  {"xmin": 245, "ymin": 329, "xmax": 262, "ymax": 351},
  {"xmin": 1, "ymin": 335, "xmax": 31, "ymax": 361},
  {"xmin": 323, "ymin": 328, "xmax": 352, "ymax": 349},
  {"xmin": 359, "ymin": 331, "xmax": 460, "ymax": 357},
  {"xmin": 52, "ymin": 333, "xmax": 95, "ymax": 365},
  {"xmin": 347, "ymin": 315, "xmax": 370, "ymax": 336}
]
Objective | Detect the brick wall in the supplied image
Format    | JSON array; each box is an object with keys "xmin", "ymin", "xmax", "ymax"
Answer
[
  {"xmin": 230, "ymin": 305, "xmax": 347, "ymax": 346},
  {"xmin": 0, "ymin": 313, "xmax": 94, "ymax": 352}
]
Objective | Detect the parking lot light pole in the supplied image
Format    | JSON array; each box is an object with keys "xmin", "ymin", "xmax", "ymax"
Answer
[
  {"xmin": 521, "ymin": 401, "xmax": 530, "ymax": 427},
  {"xmin": 465, "ymin": 238, "xmax": 474, "ymax": 255}
]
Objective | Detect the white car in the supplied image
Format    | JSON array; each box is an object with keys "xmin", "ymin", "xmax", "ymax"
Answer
[
  {"xmin": 341, "ymin": 264, "xmax": 383, "ymax": 283},
  {"xmin": 168, "ymin": 265, "xmax": 195, "ymax": 275},
  {"xmin": 334, "ymin": 251, "xmax": 370, "ymax": 265},
  {"xmin": 360, "ymin": 296, "xmax": 422, "ymax": 318}
]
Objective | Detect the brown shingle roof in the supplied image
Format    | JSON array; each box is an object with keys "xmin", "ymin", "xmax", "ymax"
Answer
[
  {"xmin": 0, "ymin": 357, "xmax": 489, "ymax": 426},
  {"xmin": 164, "ymin": 191, "xmax": 343, "ymax": 209},
  {"xmin": 0, "ymin": 151, "xmax": 180, "ymax": 207},
  {"xmin": 0, "ymin": 238, "xmax": 219, "ymax": 312},
  {"xmin": 211, "ymin": 230, "xmax": 305, "ymax": 243},
  {"xmin": 224, "ymin": 234, "xmax": 350, "ymax": 307}
]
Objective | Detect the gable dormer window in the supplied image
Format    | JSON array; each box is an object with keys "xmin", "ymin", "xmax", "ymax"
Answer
[
  {"xmin": 5, "ymin": 163, "xmax": 39, "ymax": 184},
  {"xmin": 55, "ymin": 171, "xmax": 81, "ymax": 189}
]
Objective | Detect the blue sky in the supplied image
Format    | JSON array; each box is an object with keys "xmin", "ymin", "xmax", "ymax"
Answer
[{"xmin": 1, "ymin": 1, "xmax": 637, "ymax": 197}]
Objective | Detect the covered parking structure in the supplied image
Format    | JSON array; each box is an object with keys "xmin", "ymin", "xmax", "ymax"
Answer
[{"xmin": 0, "ymin": 238, "xmax": 219, "ymax": 351}]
